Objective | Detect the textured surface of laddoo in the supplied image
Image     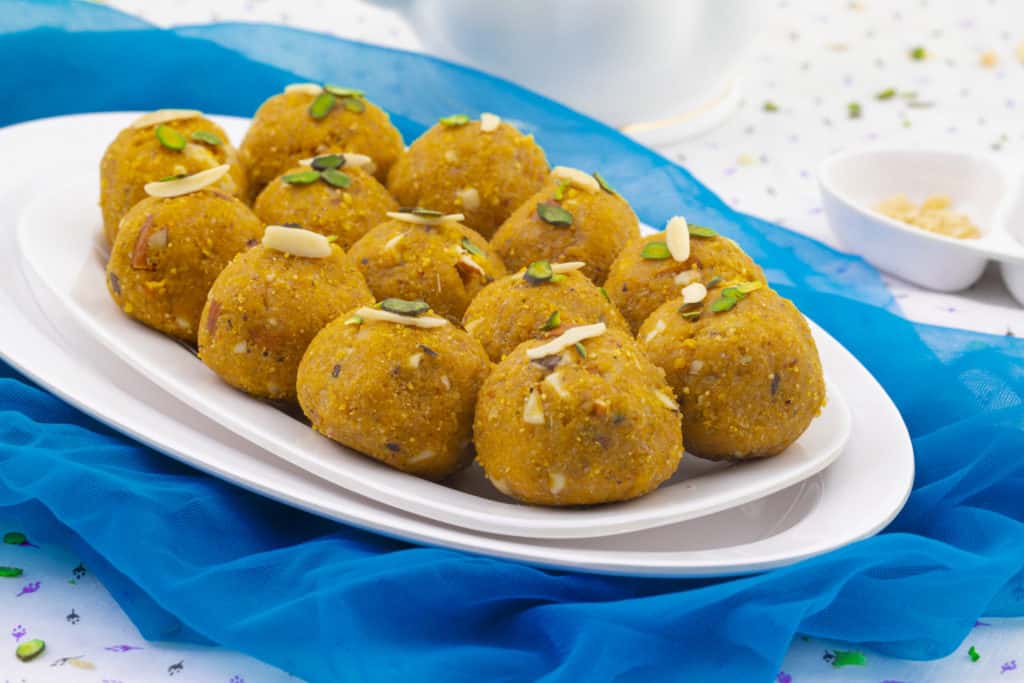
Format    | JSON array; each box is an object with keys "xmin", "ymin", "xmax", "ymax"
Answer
[
  {"xmin": 386, "ymin": 120, "xmax": 548, "ymax": 238},
  {"xmin": 297, "ymin": 313, "xmax": 491, "ymax": 480},
  {"xmin": 605, "ymin": 231, "xmax": 766, "ymax": 332},
  {"xmin": 348, "ymin": 218, "xmax": 506, "ymax": 323},
  {"xmin": 474, "ymin": 327, "xmax": 682, "ymax": 506},
  {"xmin": 105, "ymin": 190, "xmax": 263, "ymax": 342},
  {"xmin": 198, "ymin": 244, "xmax": 373, "ymax": 400},
  {"xmin": 100, "ymin": 115, "xmax": 246, "ymax": 244},
  {"xmin": 490, "ymin": 176, "xmax": 639, "ymax": 284},
  {"xmin": 239, "ymin": 91, "xmax": 403, "ymax": 199},
  {"xmin": 463, "ymin": 269, "xmax": 628, "ymax": 362},
  {"xmin": 253, "ymin": 164, "xmax": 398, "ymax": 249},
  {"xmin": 638, "ymin": 287, "xmax": 825, "ymax": 460}
]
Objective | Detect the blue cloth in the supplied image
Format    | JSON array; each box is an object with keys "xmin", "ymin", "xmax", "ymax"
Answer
[{"xmin": 1, "ymin": 2, "xmax": 1023, "ymax": 680}]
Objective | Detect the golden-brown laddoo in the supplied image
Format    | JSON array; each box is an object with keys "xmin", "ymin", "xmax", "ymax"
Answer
[
  {"xmin": 347, "ymin": 211, "xmax": 506, "ymax": 323},
  {"xmin": 239, "ymin": 85, "xmax": 404, "ymax": 199},
  {"xmin": 197, "ymin": 228, "xmax": 374, "ymax": 401},
  {"xmin": 474, "ymin": 324, "xmax": 683, "ymax": 506},
  {"xmin": 638, "ymin": 283, "xmax": 825, "ymax": 460},
  {"xmin": 297, "ymin": 300, "xmax": 491, "ymax": 480},
  {"xmin": 386, "ymin": 113, "xmax": 549, "ymax": 238},
  {"xmin": 252, "ymin": 154, "xmax": 398, "ymax": 249},
  {"xmin": 106, "ymin": 183, "xmax": 263, "ymax": 342},
  {"xmin": 100, "ymin": 109, "xmax": 247, "ymax": 244},
  {"xmin": 490, "ymin": 168, "xmax": 639, "ymax": 284},
  {"xmin": 462, "ymin": 261, "xmax": 629, "ymax": 362},
  {"xmin": 605, "ymin": 224, "xmax": 766, "ymax": 333}
]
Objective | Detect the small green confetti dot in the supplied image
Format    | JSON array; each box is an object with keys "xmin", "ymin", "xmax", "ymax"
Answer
[
  {"xmin": 875, "ymin": 87, "xmax": 896, "ymax": 100},
  {"xmin": 3, "ymin": 532, "xmax": 26, "ymax": 545},
  {"xmin": 831, "ymin": 650, "xmax": 867, "ymax": 668},
  {"xmin": 15, "ymin": 638, "xmax": 45, "ymax": 662},
  {"xmin": 968, "ymin": 646, "xmax": 980, "ymax": 662},
  {"xmin": 0, "ymin": 566, "xmax": 23, "ymax": 578},
  {"xmin": 910, "ymin": 46, "xmax": 927, "ymax": 60},
  {"xmin": 763, "ymin": 100, "xmax": 779, "ymax": 112},
  {"xmin": 848, "ymin": 101, "xmax": 862, "ymax": 119}
]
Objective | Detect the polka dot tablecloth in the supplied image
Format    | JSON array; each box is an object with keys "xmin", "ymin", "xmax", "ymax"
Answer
[{"xmin": 4, "ymin": 1, "xmax": 1022, "ymax": 681}]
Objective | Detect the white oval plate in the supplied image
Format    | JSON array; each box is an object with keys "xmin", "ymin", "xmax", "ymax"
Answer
[{"xmin": 0, "ymin": 113, "xmax": 913, "ymax": 575}]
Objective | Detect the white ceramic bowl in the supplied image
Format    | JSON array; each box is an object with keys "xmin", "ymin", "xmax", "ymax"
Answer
[
  {"xmin": 818, "ymin": 147, "xmax": 1024, "ymax": 294},
  {"xmin": 1000, "ymin": 182, "xmax": 1024, "ymax": 305}
]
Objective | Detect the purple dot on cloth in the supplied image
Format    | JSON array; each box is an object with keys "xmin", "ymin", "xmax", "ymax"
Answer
[
  {"xmin": 724, "ymin": 167, "xmax": 738, "ymax": 176},
  {"xmin": 799, "ymin": 169, "xmax": 810, "ymax": 179},
  {"xmin": 809, "ymin": 206, "xmax": 823, "ymax": 215}
]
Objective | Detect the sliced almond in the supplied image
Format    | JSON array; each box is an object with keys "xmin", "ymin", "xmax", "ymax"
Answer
[
  {"xmin": 233, "ymin": 341, "xmax": 248, "ymax": 354},
  {"xmin": 463, "ymin": 318, "xmax": 482, "ymax": 334},
  {"xmin": 551, "ymin": 166, "xmax": 600, "ymax": 193},
  {"xmin": 354, "ymin": 306, "xmax": 449, "ymax": 328},
  {"xmin": 408, "ymin": 449, "xmax": 436, "ymax": 464},
  {"xmin": 665, "ymin": 215, "xmax": 691, "ymax": 262},
  {"xmin": 681, "ymin": 282, "xmax": 707, "ymax": 304},
  {"xmin": 457, "ymin": 254, "xmax": 486, "ymax": 276},
  {"xmin": 444, "ymin": 149, "xmax": 458, "ymax": 163},
  {"xmin": 130, "ymin": 109, "xmax": 202, "ymax": 129},
  {"xmin": 386, "ymin": 211, "xmax": 465, "ymax": 226},
  {"xmin": 262, "ymin": 225, "xmax": 333, "ymax": 258},
  {"xmin": 408, "ymin": 352, "xmax": 424, "ymax": 369},
  {"xmin": 644, "ymin": 318, "xmax": 666, "ymax": 342},
  {"xmin": 479, "ymin": 112, "xmax": 502, "ymax": 132},
  {"xmin": 383, "ymin": 233, "xmax": 405, "ymax": 251},
  {"xmin": 550, "ymin": 261, "xmax": 586, "ymax": 274},
  {"xmin": 144, "ymin": 164, "xmax": 231, "ymax": 198},
  {"xmin": 548, "ymin": 472, "xmax": 566, "ymax": 495},
  {"xmin": 674, "ymin": 270, "xmax": 700, "ymax": 286},
  {"xmin": 543, "ymin": 371, "xmax": 569, "ymax": 398},
  {"xmin": 456, "ymin": 187, "xmax": 481, "ymax": 211},
  {"xmin": 284, "ymin": 83, "xmax": 323, "ymax": 95},
  {"xmin": 654, "ymin": 389, "xmax": 680, "ymax": 411},
  {"xmin": 526, "ymin": 322, "xmax": 607, "ymax": 359},
  {"xmin": 523, "ymin": 388, "xmax": 545, "ymax": 424}
]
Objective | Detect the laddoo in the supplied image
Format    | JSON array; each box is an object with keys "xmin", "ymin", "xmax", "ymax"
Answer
[
  {"xmin": 474, "ymin": 324, "xmax": 683, "ymax": 506},
  {"xmin": 252, "ymin": 153, "xmax": 398, "ymax": 249},
  {"xmin": 462, "ymin": 260, "xmax": 629, "ymax": 362},
  {"xmin": 638, "ymin": 282, "xmax": 825, "ymax": 460},
  {"xmin": 239, "ymin": 84, "xmax": 404, "ymax": 199},
  {"xmin": 605, "ymin": 216, "xmax": 766, "ymax": 332},
  {"xmin": 297, "ymin": 299, "xmax": 491, "ymax": 481},
  {"xmin": 347, "ymin": 209, "xmax": 506, "ymax": 323},
  {"xmin": 386, "ymin": 113, "xmax": 548, "ymax": 238},
  {"xmin": 198, "ymin": 225, "xmax": 374, "ymax": 401},
  {"xmin": 100, "ymin": 109, "xmax": 247, "ymax": 244},
  {"xmin": 490, "ymin": 167, "xmax": 639, "ymax": 284},
  {"xmin": 106, "ymin": 166, "xmax": 263, "ymax": 342}
]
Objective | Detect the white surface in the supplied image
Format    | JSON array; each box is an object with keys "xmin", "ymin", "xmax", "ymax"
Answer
[
  {"xmin": 0, "ymin": 112, "xmax": 910, "ymax": 579},
  {"xmin": 17, "ymin": 114, "xmax": 852, "ymax": 541},
  {"xmin": 819, "ymin": 146, "xmax": 1023, "ymax": 291}
]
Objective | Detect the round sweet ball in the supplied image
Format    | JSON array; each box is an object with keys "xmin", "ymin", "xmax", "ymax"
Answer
[
  {"xmin": 297, "ymin": 302, "xmax": 492, "ymax": 481},
  {"xmin": 253, "ymin": 154, "xmax": 398, "ymax": 249},
  {"xmin": 490, "ymin": 168, "xmax": 639, "ymax": 284},
  {"xmin": 638, "ymin": 283, "xmax": 825, "ymax": 460},
  {"xmin": 100, "ymin": 109, "xmax": 247, "ymax": 244},
  {"xmin": 239, "ymin": 85, "xmax": 404, "ymax": 200},
  {"xmin": 106, "ymin": 188, "xmax": 263, "ymax": 342},
  {"xmin": 474, "ymin": 325, "xmax": 683, "ymax": 506},
  {"xmin": 198, "ymin": 230, "xmax": 374, "ymax": 401},
  {"xmin": 462, "ymin": 261, "xmax": 629, "ymax": 362},
  {"xmin": 386, "ymin": 113, "xmax": 549, "ymax": 238},
  {"xmin": 605, "ymin": 227, "xmax": 766, "ymax": 333},
  {"xmin": 347, "ymin": 212, "xmax": 506, "ymax": 323}
]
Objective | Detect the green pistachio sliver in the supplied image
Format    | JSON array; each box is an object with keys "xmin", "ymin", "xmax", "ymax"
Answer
[
  {"xmin": 157, "ymin": 174, "xmax": 187, "ymax": 182},
  {"xmin": 593, "ymin": 171, "xmax": 616, "ymax": 194},
  {"xmin": 536, "ymin": 202, "xmax": 573, "ymax": 227},
  {"xmin": 326, "ymin": 235, "xmax": 339, "ymax": 243},
  {"xmin": 710, "ymin": 295, "xmax": 738, "ymax": 313},
  {"xmin": 875, "ymin": 88, "xmax": 896, "ymax": 100},
  {"xmin": 640, "ymin": 241, "xmax": 671, "ymax": 260},
  {"xmin": 321, "ymin": 169, "xmax": 352, "ymax": 189},
  {"xmin": 440, "ymin": 114, "xmax": 470, "ymax": 127},
  {"xmin": 309, "ymin": 91, "xmax": 336, "ymax": 119},
  {"xmin": 0, "ymin": 566, "xmax": 23, "ymax": 577},
  {"xmin": 680, "ymin": 309, "xmax": 702, "ymax": 321},
  {"xmin": 599, "ymin": 286, "xmax": 611, "ymax": 302},
  {"xmin": 379, "ymin": 298, "xmax": 430, "ymax": 316},
  {"xmin": 736, "ymin": 281, "xmax": 763, "ymax": 294},
  {"xmin": 191, "ymin": 130, "xmax": 222, "ymax": 146},
  {"xmin": 460, "ymin": 237, "xmax": 483, "ymax": 256},
  {"xmin": 688, "ymin": 224, "xmax": 718, "ymax": 238},
  {"xmin": 524, "ymin": 260, "xmax": 554, "ymax": 284},
  {"xmin": 553, "ymin": 180, "xmax": 569, "ymax": 201},
  {"xmin": 574, "ymin": 342, "xmax": 587, "ymax": 358},
  {"xmin": 324, "ymin": 85, "xmax": 364, "ymax": 98},
  {"xmin": 720, "ymin": 286, "xmax": 742, "ymax": 300},
  {"xmin": 542, "ymin": 310, "xmax": 561, "ymax": 331},
  {"xmin": 15, "ymin": 638, "xmax": 45, "ymax": 662},
  {"xmin": 342, "ymin": 97, "xmax": 365, "ymax": 113},
  {"xmin": 282, "ymin": 170, "xmax": 322, "ymax": 185},
  {"xmin": 155, "ymin": 124, "xmax": 186, "ymax": 151},
  {"xmin": 409, "ymin": 207, "xmax": 443, "ymax": 217},
  {"xmin": 706, "ymin": 276, "xmax": 723, "ymax": 288},
  {"xmin": 344, "ymin": 314, "xmax": 363, "ymax": 325},
  {"xmin": 311, "ymin": 154, "xmax": 344, "ymax": 170},
  {"xmin": 3, "ymin": 532, "xmax": 27, "ymax": 545},
  {"xmin": 550, "ymin": 273, "xmax": 567, "ymax": 283}
]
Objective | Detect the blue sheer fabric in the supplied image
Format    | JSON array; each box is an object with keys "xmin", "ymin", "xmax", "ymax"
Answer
[{"xmin": 1, "ymin": 2, "xmax": 1022, "ymax": 680}]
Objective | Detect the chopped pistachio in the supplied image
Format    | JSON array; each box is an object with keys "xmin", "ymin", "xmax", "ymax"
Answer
[
  {"xmin": 536, "ymin": 202, "xmax": 573, "ymax": 226},
  {"xmin": 524, "ymin": 260, "xmax": 554, "ymax": 284},
  {"xmin": 688, "ymin": 224, "xmax": 718, "ymax": 238},
  {"xmin": 281, "ymin": 170, "xmax": 321, "ymax": 185},
  {"xmin": 326, "ymin": 235, "xmax": 339, "ymax": 243},
  {"xmin": 190, "ymin": 130, "xmax": 221, "ymax": 146},
  {"xmin": 154, "ymin": 124, "xmax": 186, "ymax": 151},
  {"xmin": 379, "ymin": 298, "xmax": 431, "ymax": 316},
  {"xmin": 324, "ymin": 85, "xmax": 364, "ymax": 98},
  {"xmin": 736, "ymin": 281, "xmax": 764, "ymax": 294},
  {"xmin": 875, "ymin": 87, "xmax": 896, "ymax": 100},
  {"xmin": 680, "ymin": 307, "xmax": 702, "ymax": 321},
  {"xmin": 342, "ymin": 97, "xmax": 365, "ymax": 113},
  {"xmin": 311, "ymin": 154, "xmax": 344, "ymax": 170},
  {"xmin": 344, "ymin": 315, "xmax": 363, "ymax": 325},
  {"xmin": 321, "ymin": 169, "xmax": 351, "ymax": 188},
  {"xmin": 599, "ymin": 286, "xmax": 611, "ymax": 302},
  {"xmin": 640, "ymin": 241, "xmax": 671, "ymax": 260},
  {"xmin": 405, "ymin": 207, "xmax": 443, "ymax": 217},
  {"xmin": 553, "ymin": 180, "xmax": 569, "ymax": 201},
  {"xmin": 574, "ymin": 342, "xmax": 587, "ymax": 358},
  {"xmin": 710, "ymin": 294, "xmax": 738, "ymax": 313},
  {"xmin": 440, "ymin": 113, "xmax": 470, "ymax": 127},
  {"xmin": 309, "ymin": 91, "xmax": 336, "ymax": 119},
  {"xmin": 542, "ymin": 310, "xmax": 561, "ymax": 331},
  {"xmin": 157, "ymin": 174, "xmax": 186, "ymax": 182},
  {"xmin": 460, "ymin": 237, "xmax": 483, "ymax": 256},
  {"xmin": 593, "ymin": 171, "xmax": 616, "ymax": 194},
  {"xmin": 550, "ymin": 273, "xmax": 567, "ymax": 283},
  {"xmin": 706, "ymin": 276, "xmax": 723, "ymax": 288}
]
